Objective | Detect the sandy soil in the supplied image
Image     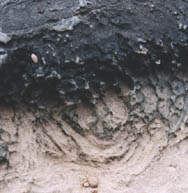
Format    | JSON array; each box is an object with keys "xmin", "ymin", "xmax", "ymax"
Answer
[{"xmin": 1, "ymin": 83, "xmax": 188, "ymax": 193}]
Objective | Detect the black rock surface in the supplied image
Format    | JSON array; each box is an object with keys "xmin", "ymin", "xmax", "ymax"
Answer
[{"xmin": 0, "ymin": 0, "xmax": 187, "ymax": 104}]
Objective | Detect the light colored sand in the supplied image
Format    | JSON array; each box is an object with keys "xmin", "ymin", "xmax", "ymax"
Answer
[{"xmin": 0, "ymin": 91, "xmax": 188, "ymax": 193}]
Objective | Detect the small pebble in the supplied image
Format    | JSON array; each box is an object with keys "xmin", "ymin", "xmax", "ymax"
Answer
[
  {"xmin": 155, "ymin": 60, "xmax": 161, "ymax": 65},
  {"xmin": 31, "ymin": 53, "xmax": 38, "ymax": 63},
  {"xmin": 83, "ymin": 181, "xmax": 90, "ymax": 187},
  {"xmin": 64, "ymin": 101, "xmax": 75, "ymax": 106},
  {"xmin": 88, "ymin": 176, "xmax": 98, "ymax": 188},
  {"xmin": 0, "ymin": 32, "xmax": 11, "ymax": 44}
]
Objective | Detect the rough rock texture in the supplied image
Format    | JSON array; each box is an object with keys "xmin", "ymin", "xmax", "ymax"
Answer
[
  {"xmin": 0, "ymin": 0, "xmax": 188, "ymax": 193},
  {"xmin": 0, "ymin": 0, "xmax": 187, "ymax": 104},
  {"xmin": 1, "ymin": 72, "xmax": 188, "ymax": 192}
]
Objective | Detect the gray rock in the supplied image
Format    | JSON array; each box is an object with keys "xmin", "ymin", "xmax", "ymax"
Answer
[
  {"xmin": 0, "ymin": 48, "xmax": 8, "ymax": 68},
  {"xmin": 0, "ymin": 141, "xmax": 8, "ymax": 163},
  {"xmin": 0, "ymin": 32, "xmax": 11, "ymax": 44},
  {"xmin": 79, "ymin": 0, "xmax": 88, "ymax": 7},
  {"xmin": 172, "ymin": 80, "xmax": 185, "ymax": 96},
  {"xmin": 175, "ymin": 96, "xmax": 184, "ymax": 110},
  {"xmin": 52, "ymin": 16, "xmax": 80, "ymax": 32}
]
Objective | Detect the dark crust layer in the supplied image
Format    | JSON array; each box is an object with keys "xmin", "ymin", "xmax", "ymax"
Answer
[{"xmin": 0, "ymin": 0, "xmax": 187, "ymax": 104}]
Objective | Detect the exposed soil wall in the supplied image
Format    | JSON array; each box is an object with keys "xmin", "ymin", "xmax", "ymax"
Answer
[
  {"xmin": 1, "ymin": 71, "xmax": 188, "ymax": 192},
  {"xmin": 0, "ymin": 0, "xmax": 188, "ymax": 192}
]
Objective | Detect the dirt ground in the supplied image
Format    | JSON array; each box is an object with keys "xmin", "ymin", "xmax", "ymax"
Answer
[
  {"xmin": 1, "ymin": 79, "xmax": 188, "ymax": 193},
  {"xmin": 0, "ymin": 0, "xmax": 188, "ymax": 192}
]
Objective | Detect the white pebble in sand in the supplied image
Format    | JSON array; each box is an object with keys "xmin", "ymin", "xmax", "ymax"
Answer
[
  {"xmin": 31, "ymin": 53, "xmax": 38, "ymax": 63},
  {"xmin": 83, "ymin": 181, "xmax": 90, "ymax": 187},
  {"xmin": 88, "ymin": 176, "xmax": 98, "ymax": 188}
]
